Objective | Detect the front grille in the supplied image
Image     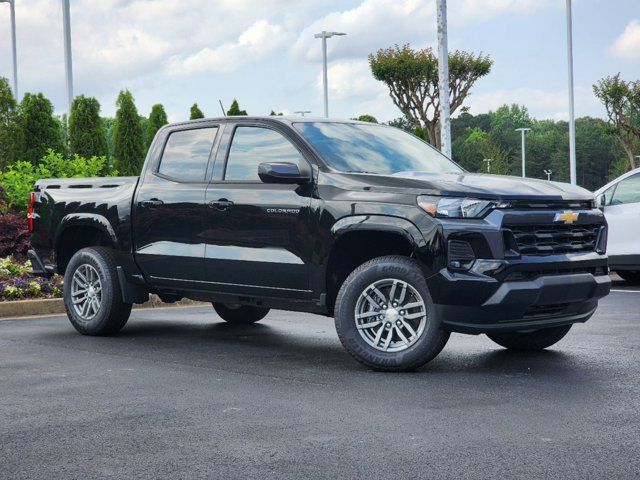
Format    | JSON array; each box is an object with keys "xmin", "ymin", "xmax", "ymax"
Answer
[
  {"xmin": 523, "ymin": 303, "xmax": 570, "ymax": 318},
  {"xmin": 507, "ymin": 224, "xmax": 601, "ymax": 255}
]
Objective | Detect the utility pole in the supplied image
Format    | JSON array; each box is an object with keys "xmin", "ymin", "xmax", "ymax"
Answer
[
  {"xmin": 62, "ymin": 0, "xmax": 73, "ymax": 113},
  {"xmin": 483, "ymin": 158, "xmax": 492, "ymax": 173},
  {"xmin": 516, "ymin": 127, "xmax": 531, "ymax": 177},
  {"xmin": 544, "ymin": 169, "xmax": 553, "ymax": 181},
  {"xmin": 566, "ymin": 0, "xmax": 577, "ymax": 185},
  {"xmin": 294, "ymin": 110, "xmax": 311, "ymax": 116},
  {"xmin": 436, "ymin": 0, "xmax": 451, "ymax": 158},
  {"xmin": 0, "ymin": 0, "xmax": 17, "ymax": 98},
  {"xmin": 314, "ymin": 31, "xmax": 346, "ymax": 118}
]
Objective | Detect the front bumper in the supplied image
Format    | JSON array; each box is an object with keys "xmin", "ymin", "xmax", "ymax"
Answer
[{"xmin": 432, "ymin": 269, "xmax": 610, "ymax": 333}]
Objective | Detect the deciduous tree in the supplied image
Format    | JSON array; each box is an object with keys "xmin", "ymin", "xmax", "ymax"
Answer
[{"xmin": 369, "ymin": 44, "xmax": 492, "ymax": 149}]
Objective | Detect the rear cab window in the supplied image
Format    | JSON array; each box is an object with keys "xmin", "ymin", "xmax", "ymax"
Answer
[{"xmin": 158, "ymin": 127, "xmax": 218, "ymax": 182}]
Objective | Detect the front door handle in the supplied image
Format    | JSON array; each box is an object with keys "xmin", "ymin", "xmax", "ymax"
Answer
[
  {"xmin": 209, "ymin": 198, "xmax": 234, "ymax": 211},
  {"xmin": 139, "ymin": 198, "xmax": 164, "ymax": 208}
]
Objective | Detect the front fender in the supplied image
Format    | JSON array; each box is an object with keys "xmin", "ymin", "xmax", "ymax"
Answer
[{"xmin": 330, "ymin": 214, "xmax": 427, "ymax": 251}]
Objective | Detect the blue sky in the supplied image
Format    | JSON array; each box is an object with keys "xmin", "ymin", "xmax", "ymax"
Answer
[{"xmin": 0, "ymin": 0, "xmax": 638, "ymax": 123}]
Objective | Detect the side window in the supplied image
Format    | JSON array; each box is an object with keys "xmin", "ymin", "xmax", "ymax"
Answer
[
  {"xmin": 610, "ymin": 173, "xmax": 640, "ymax": 205},
  {"xmin": 225, "ymin": 126, "xmax": 303, "ymax": 181},
  {"xmin": 158, "ymin": 127, "xmax": 217, "ymax": 182}
]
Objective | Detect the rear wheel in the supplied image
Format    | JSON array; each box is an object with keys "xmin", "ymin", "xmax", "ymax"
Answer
[
  {"xmin": 617, "ymin": 271, "xmax": 640, "ymax": 284},
  {"xmin": 334, "ymin": 255, "xmax": 449, "ymax": 372},
  {"xmin": 212, "ymin": 303, "xmax": 269, "ymax": 324},
  {"xmin": 63, "ymin": 247, "xmax": 132, "ymax": 336},
  {"xmin": 487, "ymin": 324, "xmax": 572, "ymax": 351}
]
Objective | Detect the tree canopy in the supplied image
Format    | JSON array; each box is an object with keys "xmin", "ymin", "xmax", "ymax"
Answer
[
  {"xmin": 593, "ymin": 74, "xmax": 640, "ymax": 169},
  {"xmin": 227, "ymin": 99, "xmax": 247, "ymax": 116},
  {"xmin": 69, "ymin": 95, "xmax": 108, "ymax": 159},
  {"xmin": 190, "ymin": 103, "xmax": 204, "ymax": 120},
  {"xmin": 113, "ymin": 90, "xmax": 145, "ymax": 176},
  {"xmin": 0, "ymin": 77, "xmax": 22, "ymax": 170},
  {"xmin": 370, "ymin": 44, "xmax": 492, "ymax": 149},
  {"xmin": 146, "ymin": 103, "xmax": 168, "ymax": 147}
]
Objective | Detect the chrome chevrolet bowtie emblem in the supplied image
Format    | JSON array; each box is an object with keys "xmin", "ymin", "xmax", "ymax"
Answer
[{"xmin": 554, "ymin": 211, "xmax": 579, "ymax": 224}]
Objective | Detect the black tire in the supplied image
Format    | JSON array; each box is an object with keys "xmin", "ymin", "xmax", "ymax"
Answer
[
  {"xmin": 212, "ymin": 303, "xmax": 270, "ymax": 324},
  {"xmin": 487, "ymin": 324, "xmax": 572, "ymax": 351},
  {"xmin": 63, "ymin": 247, "xmax": 132, "ymax": 336},
  {"xmin": 334, "ymin": 255, "xmax": 450, "ymax": 372},
  {"xmin": 617, "ymin": 271, "xmax": 640, "ymax": 284}
]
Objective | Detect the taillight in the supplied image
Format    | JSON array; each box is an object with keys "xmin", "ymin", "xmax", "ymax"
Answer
[{"xmin": 27, "ymin": 192, "xmax": 35, "ymax": 232}]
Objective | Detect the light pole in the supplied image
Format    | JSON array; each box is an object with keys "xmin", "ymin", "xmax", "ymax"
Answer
[
  {"xmin": 314, "ymin": 31, "xmax": 346, "ymax": 118},
  {"xmin": 544, "ymin": 169, "xmax": 553, "ymax": 181},
  {"xmin": 516, "ymin": 127, "xmax": 531, "ymax": 177},
  {"xmin": 61, "ymin": 0, "xmax": 73, "ymax": 113},
  {"xmin": 483, "ymin": 158, "xmax": 492, "ymax": 173},
  {"xmin": 0, "ymin": 0, "xmax": 17, "ymax": 98},
  {"xmin": 635, "ymin": 155, "xmax": 640, "ymax": 168},
  {"xmin": 566, "ymin": 0, "xmax": 577, "ymax": 185},
  {"xmin": 294, "ymin": 110, "xmax": 311, "ymax": 117},
  {"xmin": 436, "ymin": 0, "xmax": 451, "ymax": 158}
]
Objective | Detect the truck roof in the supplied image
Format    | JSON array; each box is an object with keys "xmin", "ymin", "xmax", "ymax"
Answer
[{"xmin": 168, "ymin": 116, "xmax": 371, "ymax": 128}]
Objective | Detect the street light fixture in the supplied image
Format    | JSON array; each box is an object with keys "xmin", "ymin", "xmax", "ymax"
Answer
[
  {"xmin": 0, "ymin": 0, "xmax": 18, "ymax": 98},
  {"xmin": 544, "ymin": 169, "xmax": 553, "ymax": 181},
  {"xmin": 294, "ymin": 110, "xmax": 311, "ymax": 117},
  {"xmin": 516, "ymin": 127, "xmax": 532, "ymax": 177},
  {"xmin": 483, "ymin": 158, "xmax": 492, "ymax": 173},
  {"xmin": 314, "ymin": 31, "xmax": 346, "ymax": 118}
]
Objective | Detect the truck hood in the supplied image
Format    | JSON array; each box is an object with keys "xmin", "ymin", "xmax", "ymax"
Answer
[{"xmin": 338, "ymin": 171, "xmax": 595, "ymax": 201}]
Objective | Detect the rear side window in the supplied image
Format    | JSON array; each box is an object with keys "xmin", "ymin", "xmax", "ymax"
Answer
[
  {"xmin": 611, "ymin": 173, "xmax": 640, "ymax": 205},
  {"xmin": 225, "ymin": 126, "xmax": 303, "ymax": 181},
  {"xmin": 158, "ymin": 127, "xmax": 217, "ymax": 182}
]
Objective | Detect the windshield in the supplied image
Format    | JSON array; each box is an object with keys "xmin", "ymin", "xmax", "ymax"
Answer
[{"xmin": 294, "ymin": 122, "xmax": 463, "ymax": 175}]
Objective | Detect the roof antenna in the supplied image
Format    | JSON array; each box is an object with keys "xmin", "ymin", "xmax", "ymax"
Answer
[{"xmin": 219, "ymin": 99, "xmax": 226, "ymax": 116}]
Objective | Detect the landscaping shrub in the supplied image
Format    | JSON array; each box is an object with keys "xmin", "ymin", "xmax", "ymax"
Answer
[
  {"xmin": 0, "ymin": 150, "xmax": 115, "ymax": 211},
  {"xmin": 0, "ymin": 210, "xmax": 29, "ymax": 257}
]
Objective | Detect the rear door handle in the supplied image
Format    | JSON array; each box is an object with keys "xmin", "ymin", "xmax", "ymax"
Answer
[
  {"xmin": 208, "ymin": 198, "xmax": 234, "ymax": 211},
  {"xmin": 139, "ymin": 198, "xmax": 164, "ymax": 208}
]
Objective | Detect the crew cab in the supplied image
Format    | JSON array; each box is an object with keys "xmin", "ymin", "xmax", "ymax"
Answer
[{"xmin": 28, "ymin": 117, "xmax": 611, "ymax": 371}]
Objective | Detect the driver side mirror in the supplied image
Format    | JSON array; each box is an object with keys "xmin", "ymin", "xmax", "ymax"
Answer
[
  {"xmin": 258, "ymin": 162, "xmax": 311, "ymax": 185},
  {"xmin": 596, "ymin": 193, "xmax": 606, "ymax": 210}
]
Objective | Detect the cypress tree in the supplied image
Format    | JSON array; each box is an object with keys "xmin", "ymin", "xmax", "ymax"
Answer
[
  {"xmin": 69, "ymin": 95, "xmax": 107, "ymax": 158},
  {"xmin": 20, "ymin": 92, "xmax": 63, "ymax": 164},
  {"xmin": 113, "ymin": 90, "xmax": 145, "ymax": 176},
  {"xmin": 146, "ymin": 104, "xmax": 168, "ymax": 147},
  {"xmin": 0, "ymin": 77, "xmax": 22, "ymax": 169},
  {"xmin": 190, "ymin": 103, "xmax": 204, "ymax": 119},
  {"xmin": 226, "ymin": 99, "xmax": 247, "ymax": 116}
]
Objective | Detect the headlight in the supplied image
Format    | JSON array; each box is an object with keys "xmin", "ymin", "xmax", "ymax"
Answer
[{"xmin": 417, "ymin": 195, "xmax": 498, "ymax": 218}]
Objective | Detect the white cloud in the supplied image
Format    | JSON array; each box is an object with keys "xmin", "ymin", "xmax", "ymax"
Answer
[
  {"xmin": 610, "ymin": 19, "xmax": 640, "ymax": 60},
  {"xmin": 166, "ymin": 20, "xmax": 289, "ymax": 75}
]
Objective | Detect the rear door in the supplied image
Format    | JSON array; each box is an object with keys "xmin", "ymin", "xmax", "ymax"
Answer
[
  {"xmin": 133, "ymin": 124, "xmax": 220, "ymax": 287},
  {"xmin": 604, "ymin": 172, "xmax": 640, "ymax": 256},
  {"xmin": 202, "ymin": 122, "xmax": 315, "ymax": 298}
]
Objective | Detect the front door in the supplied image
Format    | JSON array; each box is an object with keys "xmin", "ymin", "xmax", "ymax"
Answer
[
  {"xmin": 133, "ymin": 125, "xmax": 219, "ymax": 288},
  {"xmin": 203, "ymin": 124, "xmax": 314, "ymax": 298}
]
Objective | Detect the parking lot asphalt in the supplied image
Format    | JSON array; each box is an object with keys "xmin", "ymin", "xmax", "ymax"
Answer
[{"xmin": 1, "ymin": 285, "xmax": 639, "ymax": 479}]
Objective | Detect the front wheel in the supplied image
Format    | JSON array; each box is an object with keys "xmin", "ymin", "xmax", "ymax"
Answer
[
  {"xmin": 212, "ymin": 303, "xmax": 269, "ymax": 324},
  {"xmin": 487, "ymin": 324, "xmax": 572, "ymax": 351},
  {"xmin": 63, "ymin": 247, "xmax": 132, "ymax": 336},
  {"xmin": 334, "ymin": 255, "xmax": 449, "ymax": 372}
]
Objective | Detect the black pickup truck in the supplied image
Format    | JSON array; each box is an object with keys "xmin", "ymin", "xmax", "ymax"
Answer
[{"xmin": 28, "ymin": 116, "xmax": 611, "ymax": 371}]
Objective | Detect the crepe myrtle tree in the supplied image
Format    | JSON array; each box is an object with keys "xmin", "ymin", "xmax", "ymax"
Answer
[
  {"xmin": 369, "ymin": 44, "xmax": 492, "ymax": 149},
  {"xmin": 593, "ymin": 74, "xmax": 640, "ymax": 170}
]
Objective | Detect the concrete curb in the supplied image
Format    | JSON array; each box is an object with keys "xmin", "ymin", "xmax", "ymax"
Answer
[{"xmin": 0, "ymin": 295, "xmax": 207, "ymax": 321}]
